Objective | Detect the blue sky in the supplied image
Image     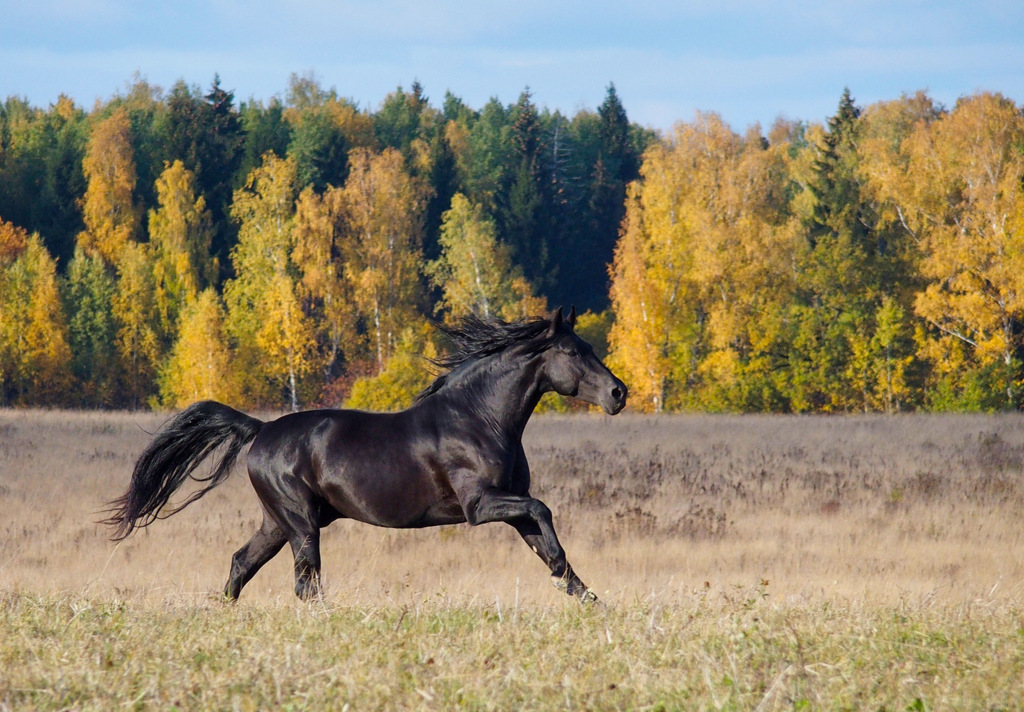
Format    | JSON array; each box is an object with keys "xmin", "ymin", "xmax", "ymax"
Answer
[{"xmin": 3, "ymin": 0, "xmax": 1022, "ymax": 131}]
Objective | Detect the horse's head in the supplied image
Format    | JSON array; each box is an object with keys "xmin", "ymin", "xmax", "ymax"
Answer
[{"xmin": 540, "ymin": 307, "xmax": 628, "ymax": 415}]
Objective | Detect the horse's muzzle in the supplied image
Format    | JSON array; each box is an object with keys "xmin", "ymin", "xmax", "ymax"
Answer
[{"xmin": 603, "ymin": 381, "xmax": 628, "ymax": 415}]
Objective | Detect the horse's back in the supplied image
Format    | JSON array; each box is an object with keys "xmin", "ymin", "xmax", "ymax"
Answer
[{"xmin": 249, "ymin": 407, "xmax": 411, "ymax": 481}]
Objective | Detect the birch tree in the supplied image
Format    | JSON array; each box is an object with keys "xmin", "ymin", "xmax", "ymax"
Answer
[
  {"xmin": 426, "ymin": 192, "xmax": 543, "ymax": 321},
  {"xmin": 224, "ymin": 152, "xmax": 315, "ymax": 408},
  {"xmin": 77, "ymin": 107, "xmax": 139, "ymax": 265},
  {"xmin": 339, "ymin": 147, "xmax": 425, "ymax": 372}
]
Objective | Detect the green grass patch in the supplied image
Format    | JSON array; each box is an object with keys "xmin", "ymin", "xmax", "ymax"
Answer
[{"xmin": 2, "ymin": 590, "xmax": 1022, "ymax": 711}]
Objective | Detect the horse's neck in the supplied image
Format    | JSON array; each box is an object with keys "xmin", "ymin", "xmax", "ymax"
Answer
[{"xmin": 456, "ymin": 352, "xmax": 545, "ymax": 437}]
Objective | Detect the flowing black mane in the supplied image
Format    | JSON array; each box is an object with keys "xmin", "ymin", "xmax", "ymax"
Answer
[{"xmin": 417, "ymin": 314, "xmax": 554, "ymax": 401}]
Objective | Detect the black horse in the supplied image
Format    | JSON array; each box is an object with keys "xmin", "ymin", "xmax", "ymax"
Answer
[{"xmin": 105, "ymin": 307, "xmax": 627, "ymax": 602}]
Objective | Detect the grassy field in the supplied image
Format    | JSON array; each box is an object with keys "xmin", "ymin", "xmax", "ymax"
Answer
[{"xmin": 2, "ymin": 409, "xmax": 1024, "ymax": 709}]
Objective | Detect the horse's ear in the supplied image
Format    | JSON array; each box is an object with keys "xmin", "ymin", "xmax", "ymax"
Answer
[
  {"xmin": 567, "ymin": 305, "xmax": 577, "ymax": 330},
  {"xmin": 547, "ymin": 306, "xmax": 564, "ymax": 336}
]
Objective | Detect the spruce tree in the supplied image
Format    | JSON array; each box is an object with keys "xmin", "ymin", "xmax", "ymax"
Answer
[
  {"xmin": 790, "ymin": 88, "xmax": 880, "ymax": 411},
  {"xmin": 502, "ymin": 90, "xmax": 549, "ymax": 291},
  {"xmin": 164, "ymin": 77, "xmax": 243, "ymax": 276}
]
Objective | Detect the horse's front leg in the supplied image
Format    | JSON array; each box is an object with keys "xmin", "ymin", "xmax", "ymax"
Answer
[
  {"xmin": 461, "ymin": 485, "xmax": 597, "ymax": 603},
  {"xmin": 508, "ymin": 517, "xmax": 597, "ymax": 602}
]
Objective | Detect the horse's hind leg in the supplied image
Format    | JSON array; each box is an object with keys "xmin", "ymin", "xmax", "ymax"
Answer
[
  {"xmin": 252, "ymin": 476, "xmax": 325, "ymax": 600},
  {"xmin": 224, "ymin": 512, "xmax": 287, "ymax": 600},
  {"xmin": 247, "ymin": 441, "xmax": 329, "ymax": 601},
  {"xmin": 288, "ymin": 528, "xmax": 322, "ymax": 601}
]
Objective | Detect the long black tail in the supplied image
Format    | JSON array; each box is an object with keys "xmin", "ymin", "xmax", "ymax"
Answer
[{"xmin": 104, "ymin": 401, "xmax": 264, "ymax": 541}]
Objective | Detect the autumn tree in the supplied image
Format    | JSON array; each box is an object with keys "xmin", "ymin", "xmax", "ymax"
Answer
[
  {"xmin": 893, "ymin": 93, "xmax": 1024, "ymax": 408},
  {"xmin": 687, "ymin": 122, "xmax": 799, "ymax": 411},
  {"xmin": 108, "ymin": 75, "xmax": 167, "ymax": 215},
  {"xmin": 426, "ymin": 192, "xmax": 544, "ymax": 321},
  {"xmin": 608, "ymin": 114, "xmax": 799, "ymax": 412},
  {"xmin": 74, "ymin": 103, "xmax": 165, "ymax": 407},
  {"xmin": 77, "ymin": 107, "xmax": 139, "ymax": 265},
  {"xmin": 608, "ymin": 182, "xmax": 671, "ymax": 412},
  {"xmin": 344, "ymin": 324, "xmax": 438, "ymax": 412},
  {"xmin": 158, "ymin": 287, "xmax": 238, "ymax": 408},
  {"xmin": 339, "ymin": 147, "xmax": 426, "ymax": 372},
  {"xmin": 225, "ymin": 152, "xmax": 316, "ymax": 408},
  {"xmin": 113, "ymin": 241, "xmax": 160, "ymax": 408},
  {"xmin": 292, "ymin": 185, "xmax": 358, "ymax": 381},
  {"xmin": 257, "ymin": 271, "xmax": 317, "ymax": 412},
  {"xmin": 148, "ymin": 160, "xmax": 215, "ymax": 337},
  {"xmin": 0, "ymin": 220, "xmax": 72, "ymax": 404}
]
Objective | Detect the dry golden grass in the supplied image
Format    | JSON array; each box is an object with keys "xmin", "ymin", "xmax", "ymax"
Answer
[{"xmin": 2, "ymin": 409, "xmax": 1024, "ymax": 710}]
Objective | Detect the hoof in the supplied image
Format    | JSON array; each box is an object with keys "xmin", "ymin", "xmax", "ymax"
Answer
[
  {"xmin": 551, "ymin": 575, "xmax": 599, "ymax": 603},
  {"xmin": 295, "ymin": 577, "xmax": 322, "ymax": 602}
]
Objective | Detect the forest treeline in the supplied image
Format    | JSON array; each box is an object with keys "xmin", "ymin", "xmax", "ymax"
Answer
[
  {"xmin": 1, "ymin": 76, "xmax": 1023, "ymax": 412},
  {"xmin": 0, "ymin": 75, "xmax": 650, "ymax": 410},
  {"xmin": 609, "ymin": 89, "xmax": 1024, "ymax": 413}
]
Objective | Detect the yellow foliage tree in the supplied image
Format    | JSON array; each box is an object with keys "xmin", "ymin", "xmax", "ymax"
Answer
[
  {"xmin": 113, "ymin": 241, "xmax": 160, "ymax": 408},
  {"xmin": 78, "ymin": 107, "xmax": 139, "ymax": 265},
  {"xmin": 608, "ymin": 114, "xmax": 798, "ymax": 411},
  {"xmin": 322, "ymin": 97, "xmax": 378, "ymax": 151},
  {"xmin": 339, "ymin": 148, "xmax": 426, "ymax": 372},
  {"xmin": 256, "ymin": 272, "xmax": 317, "ymax": 412},
  {"xmin": 0, "ymin": 217, "xmax": 28, "ymax": 260},
  {"xmin": 427, "ymin": 192, "xmax": 544, "ymax": 322},
  {"xmin": 292, "ymin": 185, "xmax": 358, "ymax": 377},
  {"xmin": 148, "ymin": 160, "xmax": 215, "ymax": 336},
  {"xmin": 158, "ymin": 288, "xmax": 238, "ymax": 408},
  {"xmin": 0, "ymin": 221, "xmax": 72, "ymax": 405},
  {"xmin": 607, "ymin": 183, "xmax": 671, "ymax": 412},
  {"xmin": 225, "ymin": 153, "xmax": 318, "ymax": 408},
  {"xmin": 689, "ymin": 122, "xmax": 799, "ymax": 409},
  {"xmin": 858, "ymin": 91, "xmax": 941, "ymax": 243},
  {"xmin": 344, "ymin": 324, "xmax": 438, "ymax": 412},
  {"xmin": 891, "ymin": 93, "xmax": 1024, "ymax": 406}
]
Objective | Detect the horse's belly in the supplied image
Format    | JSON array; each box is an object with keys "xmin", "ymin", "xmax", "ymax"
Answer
[
  {"xmin": 318, "ymin": 463, "xmax": 461, "ymax": 529},
  {"xmin": 411, "ymin": 496, "xmax": 468, "ymax": 527}
]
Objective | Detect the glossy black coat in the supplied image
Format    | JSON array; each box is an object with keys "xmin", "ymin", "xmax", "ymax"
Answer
[{"xmin": 105, "ymin": 308, "xmax": 627, "ymax": 602}]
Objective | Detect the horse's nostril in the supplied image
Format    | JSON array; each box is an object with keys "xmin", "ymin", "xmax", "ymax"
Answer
[{"xmin": 611, "ymin": 387, "xmax": 622, "ymax": 400}]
